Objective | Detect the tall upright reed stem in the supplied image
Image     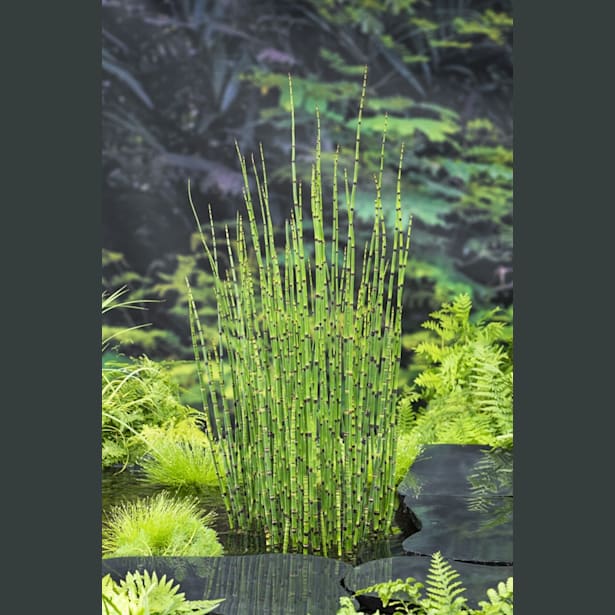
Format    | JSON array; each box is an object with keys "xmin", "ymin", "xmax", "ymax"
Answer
[{"xmin": 188, "ymin": 71, "xmax": 412, "ymax": 557}]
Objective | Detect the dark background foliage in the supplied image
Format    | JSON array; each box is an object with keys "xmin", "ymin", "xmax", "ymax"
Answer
[{"xmin": 102, "ymin": 0, "xmax": 513, "ymax": 361}]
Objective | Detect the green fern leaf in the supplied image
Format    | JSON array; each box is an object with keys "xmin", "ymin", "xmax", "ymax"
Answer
[
  {"xmin": 104, "ymin": 570, "xmax": 225, "ymax": 615},
  {"xmin": 475, "ymin": 577, "xmax": 513, "ymax": 614},
  {"xmin": 423, "ymin": 552, "xmax": 468, "ymax": 614},
  {"xmin": 401, "ymin": 293, "xmax": 513, "ymax": 460},
  {"xmin": 354, "ymin": 576, "xmax": 424, "ymax": 610}
]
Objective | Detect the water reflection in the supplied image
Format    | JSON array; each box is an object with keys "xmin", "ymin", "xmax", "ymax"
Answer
[{"xmin": 103, "ymin": 554, "xmax": 353, "ymax": 615}]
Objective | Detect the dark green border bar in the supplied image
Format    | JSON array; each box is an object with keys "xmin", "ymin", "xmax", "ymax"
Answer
[{"xmin": 2, "ymin": 1, "xmax": 101, "ymax": 610}]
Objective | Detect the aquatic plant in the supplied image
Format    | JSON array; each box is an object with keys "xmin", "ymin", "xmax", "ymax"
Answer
[
  {"xmin": 102, "ymin": 492, "xmax": 223, "ymax": 558},
  {"xmin": 188, "ymin": 71, "xmax": 412, "ymax": 557},
  {"xmin": 102, "ymin": 569, "xmax": 224, "ymax": 615},
  {"xmin": 337, "ymin": 551, "xmax": 513, "ymax": 614}
]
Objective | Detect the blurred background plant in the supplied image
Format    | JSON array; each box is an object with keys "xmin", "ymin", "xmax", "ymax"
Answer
[{"xmin": 102, "ymin": 0, "xmax": 513, "ymax": 379}]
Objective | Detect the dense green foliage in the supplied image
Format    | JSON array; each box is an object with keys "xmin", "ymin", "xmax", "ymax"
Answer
[
  {"xmin": 101, "ymin": 0, "xmax": 513, "ymax": 571},
  {"xmin": 102, "ymin": 286, "xmax": 188, "ymax": 468},
  {"xmin": 102, "ymin": 356, "xmax": 197, "ymax": 469},
  {"xmin": 102, "ymin": 569, "xmax": 224, "ymax": 615},
  {"xmin": 102, "ymin": 286, "xmax": 213, "ymax": 474},
  {"xmin": 189, "ymin": 75, "xmax": 410, "ymax": 557},
  {"xmin": 102, "ymin": 492, "xmax": 223, "ymax": 558},
  {"xmin": 102, "ymin": 0, "xmax": 513, "ymax": 362},
  {"xmin": 394, "ymin": 293, "xmax": 513, "ymax": 475},
  {"xmin": 337, "ymin": 551, "xmax": 513, "ymax": 614}
]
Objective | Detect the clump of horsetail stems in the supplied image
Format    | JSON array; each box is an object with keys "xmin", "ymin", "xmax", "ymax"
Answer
[{"xmin": 187, "ymin": 69, "xmax": 412, "ymax": 558}]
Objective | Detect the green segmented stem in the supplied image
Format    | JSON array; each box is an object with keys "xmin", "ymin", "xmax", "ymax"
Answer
[{"xmin": 188, "ymin": 68, "xmax": 412, "ymax": 557}]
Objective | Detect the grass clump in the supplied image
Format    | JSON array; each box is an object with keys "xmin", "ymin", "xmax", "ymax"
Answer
[
  {"xmin": 102, "ymin": 492, "xmax": 223, "ymax": 558},
  {"xmin": 102, "ymin": 286, "xmax": 155, "ymax": 353},
  {"xmin": 140, "ymin": 421, "xmax": 221, "ymax": 491},
  {"xmin": 102, "ymin": 287, "xmax": 198, "ymax": 471}
]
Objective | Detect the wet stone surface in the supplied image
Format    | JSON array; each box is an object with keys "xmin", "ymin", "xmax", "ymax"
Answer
[
  {"xmin": 398, "ymin": 444, "xmax": 513, "ymax": 499},
  {"xmin": 102, "ymin": 554, "xmax": 353, "ymax": 615},
  {"xmin": 398, "ymin": 444, "xmax": 513, "ymax": 565},
  {"xmin": 400, "ymin": 494, "xmax": 513, "ymax": 564},
  {"xmin": 397, "ymin": 444, "xmax": 513, "ymax": 565},
  {"xmin": 344, "ymin": 555, "xmax": 513, "ymax": 611}
]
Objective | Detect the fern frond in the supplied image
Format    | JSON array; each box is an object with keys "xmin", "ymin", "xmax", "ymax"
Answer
[
  {"xmin": 340, "ymin": 561, "xmax": 514, "ymax": 614},
  {"xmin": 438, "ymin": 350, "xmax": 471, "ymax": 392},
  {"xmin": 414, "ymin": 370, "xmax": 446, "ymax": 393},
  {"xmin": 469, "ymin": 345, "xmax": 512, "ymax": 438},
  {"xmin": 121, "ymin": 570, "xmax": 185, "ymax": 614},
  {"xmin": 397, "ymin": 392, "xmax": 419, "ymax": 434},
  {"xmin": 475, "ymin": 577, "xmax": 513, "ymax": 614},
  {"xmin": 421, "ymin": 293, "xmax": 472, "ymax": 345},
  {"xmin": 450, "ymin": 293, "xmax": 472, "ymax": 321},
  {"xmin": 422, "ymin": 320, "xmax": 445, "ymax": 337},
  {"xmin": 479, "ymin": 321, "xmax": 506, "ymax": 344},
  {"xmin": 415, "ymin": 339, "xmax": 446, "ymax": 362},
  {"xmin": 336, "ymin": 596, "xmax": 360, "ymax": 614},
  {"xmin": 399, "ymin": 293, "xmax": 513, "ymax": 467},
  {"xmin": 102, "ymin": 569, "xmax": 225, "ymax": 615},
  {"xmin": 102, "ymin": 575, "xmax": 127, "ymax": 615},
  {"xmin": 354, "ymin": 576, "xmax": 424, "ymax": 611},
  {"xmin": 433, "ymin": 411, "xmax": 494, "ymax": 445},
  {"xmin": 423, "ymin": 551, "xmax": 468, "ymax": 614}
]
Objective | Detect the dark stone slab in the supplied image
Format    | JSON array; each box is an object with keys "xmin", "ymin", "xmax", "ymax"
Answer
[
  {"xmin": 401, "ymin": 494, "xmax": 513, "ymax": 564},
  {"xmin": 344, "ymin": 555, "xmax": 513, "ymax": 611},
  {"xmin": 398, "ymin": 444, "xmax": 513, "ymax": 499},
  {"xmin": 102, "ymin": 554, "xmax": 353, "ymax": 615}
]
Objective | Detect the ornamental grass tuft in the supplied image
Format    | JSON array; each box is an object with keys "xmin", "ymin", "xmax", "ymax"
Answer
[
  {"xmin": 188, "ymin": 70, "xmax": 412, "ymax": 557},
  {"xmin": 140, "ymin": 422, "xmax": 221, "ymax": 491},
  {"xmin": 102, "ymin": 491, "xmax": 223, "ymax": 558}
]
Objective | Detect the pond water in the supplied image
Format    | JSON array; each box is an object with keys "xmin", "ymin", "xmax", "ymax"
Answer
[
  {"xmin": 102, "ymin": 467, "xmax": 416, "ymax": 564},
  {"xmin": 103, "ymin": 446, "xmax": 513, "ymax": 613},
  {"xmin": 103, "ymin": 445, "xmax": 512, "ymax": 568}
]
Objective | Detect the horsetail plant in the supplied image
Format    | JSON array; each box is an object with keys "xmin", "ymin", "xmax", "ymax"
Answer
[{"xmin": 187, "ymin": 70, "xmax": 412, "ymax": 558}]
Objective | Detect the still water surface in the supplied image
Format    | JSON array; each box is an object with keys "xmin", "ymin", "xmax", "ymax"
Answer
[{"xmin": 102, "ymin": 466, "xmax": 411, "ymax": 564}]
